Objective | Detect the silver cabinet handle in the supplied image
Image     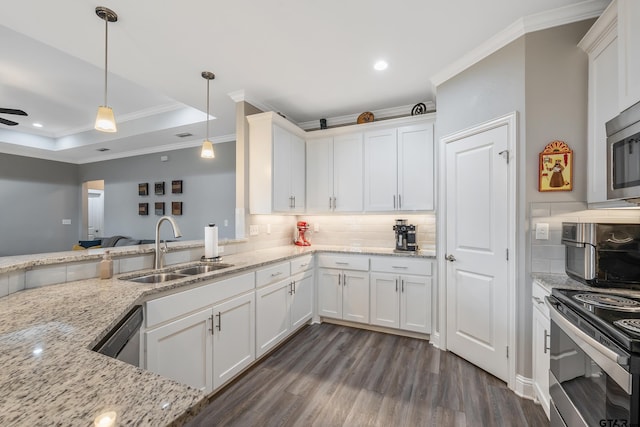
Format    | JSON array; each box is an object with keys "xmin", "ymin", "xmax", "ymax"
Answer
[
  {"xmin": 333, "ymin": 197, "xmax": 336, "ymax": 210},
  {"xmin": 392, "ymin": 266, "xmax": 408, "ymax": 269},
  {"xmin": 208, "ymin": 314, "xmax": 215, "ymax": 335},
  {"xmin": 336, "ymin": 261, "xmax": 349, "ymax": 265},
  {"xmin": 543, "ymin": 329, "xmax": 550, "ymax": 354},
  {"xmin": 533, "ymin": 296, "xmax": 544, "ymax": 305},
  {"xmin": 393, "ymin": 195, "xmax": 396, "ymax": 209},
  {"xmin": 216, "ymin": 312, "xmax": 222, "ymax": 332},
  {"xmin": 445, "ymin": 254, "xmax": 456, "ymax": 262},
  {"xmin": 289, "ymin": 281, "xmax": 294, "ymax": 295},
  {"xmin": 329, "ymin": 197, "xmax": 332, "ymax": 209},
  {"xmin": 398, "ymin": 194, "xmax": 402, "ymax": 209},
  {"xmin": 401, "ymin": 279, "xmax": 404, "ymax": 293},
  {"xmin": 395, "ymin": 278, "xmax": 398, "ymax": 292},
  {"xmin": 293, "ymin": 196, "xmax": 296, "ymax": 208},
  {"xmin": 271, "ymin": 271, "xmax": 283, "ymax": 277},
  {"xmin": 343, "ymin": 273, "xmax": 347, "ymax": 286},
  {"xmin": 338, "ymin": 274, "xmax": 341, "ymax": 286},
  {"xmin": 293, "ymin": 281, "xmax": 296, "ymax": 294}
]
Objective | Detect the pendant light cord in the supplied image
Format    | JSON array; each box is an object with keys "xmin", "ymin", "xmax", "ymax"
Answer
[
  {"xmin": 103, "ymin": 16, "xmax": 109, "ymax": 107},
  {"xmin": 206, "ymin": 78, "xmax": 210, "ymax": 140}
]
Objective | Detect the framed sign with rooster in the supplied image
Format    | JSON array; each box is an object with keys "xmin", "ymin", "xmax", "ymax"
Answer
[{"xmin": 539, "ymin": 140, "xmax": 573, "ymax": 192}]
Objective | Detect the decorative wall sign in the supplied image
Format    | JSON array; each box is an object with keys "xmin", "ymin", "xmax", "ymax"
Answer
[
  {"xmin": 138, "ymin": 183, "xmax": 148, "ymax": 196},
  {"xmin": 171, "ymin": 180, "xmax": 183, "ymax": 194},
  {"xmin": 154, "ymin": 182, "xmax": 165, "ymax": 196},
  {"xmin": 539, "ymin": 140, "xmax": 573, "ymax": 192},
  {"xmin": 172, "ymin": 201, "xmax": 183, "ymax": 215},
  {"xmin": 154, "ymin": 202, "xmax": 165, "ymax": 215},
  {"xmin": 138, "ymin": 203, "xmax": 148, "ymax": 216}
]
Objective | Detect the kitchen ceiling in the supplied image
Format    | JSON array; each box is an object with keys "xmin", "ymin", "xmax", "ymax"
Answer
[{"xmin": 0, "ymin": 0, "xmax": 609, "ymax": 164}]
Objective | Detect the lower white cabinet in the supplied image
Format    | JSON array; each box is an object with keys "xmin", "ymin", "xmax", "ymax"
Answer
[
  {"xmin": 145, "ymin": 291, "xmax": 255, "ymax": 393},
  {"xmin": 256, "ymin": 269, "xmax": 314, "ymax": 358},
  {"xmin": 532, "ymin": 280, "xmax": 551, "ymax": 419},
  {"xmin": 370, "ymin": 272, "xmax": 432, "ymax": 333},
  {"xmin": 318, "ymin": 268, "xmax": 369, "ymax": 323}
]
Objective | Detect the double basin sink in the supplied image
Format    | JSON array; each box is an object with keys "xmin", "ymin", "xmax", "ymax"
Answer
[{"xmin": 121, "ymin": 262, "xmax": 233, "ymax": 284}]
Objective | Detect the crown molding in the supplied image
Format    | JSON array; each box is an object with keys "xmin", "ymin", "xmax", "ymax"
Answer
[
  {"xmin": 431, "ymin": 0, "xmax": 609, "ymax": 87},
  {"xmin": 578, "ymin": 0, "xmax": 617, "ymax": 53},
  {"xmin": 297, "ymin": 102, "xmax": 436, "ymax": 131},
  {"xmin": 228, "ymin": 90, "xmax": 274, "ymax": 113}
]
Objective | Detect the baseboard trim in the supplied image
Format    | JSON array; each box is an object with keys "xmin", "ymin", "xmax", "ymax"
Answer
[{"xmin": 514, "ymin": 374, "xmax": 536, "ymax": 400}]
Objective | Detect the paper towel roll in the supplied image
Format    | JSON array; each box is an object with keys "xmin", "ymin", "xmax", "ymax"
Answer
[{"xmin": 204, "ymin": 224, "xmax": 218, "ymax": 258}]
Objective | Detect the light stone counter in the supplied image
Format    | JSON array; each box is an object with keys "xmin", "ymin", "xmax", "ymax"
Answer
[
  {"xmin": 0, "ymin": 244, "xmax": 435, "ymax": 426},
  {"xmin": 531, "ymin": 273, "xmax": 593, "ymax": 293}
]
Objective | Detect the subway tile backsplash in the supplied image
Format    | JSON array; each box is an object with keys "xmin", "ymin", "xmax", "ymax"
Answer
[{"xmin": 529, "ymin": 202, "xmax": 640, "ymax": 273}]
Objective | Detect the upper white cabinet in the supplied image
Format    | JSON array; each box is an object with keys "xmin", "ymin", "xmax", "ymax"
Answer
[
  {"xmin": 579, "ymin": 2, "xmax": 620, "ymax": 204},
  {"xmin": 364, "ymin": 122, "xmax": 434, "ymax": 212},
  {"xmin": 618, "ymin": 0, "xmax": 640, "ymax": 111},
  {"xmin": 306, "ymin": 133, "xmax": 364, "ymax": 213},
  {"xmin": 248, "ymin": 112, "xmax": 306, "ymax": 214}
]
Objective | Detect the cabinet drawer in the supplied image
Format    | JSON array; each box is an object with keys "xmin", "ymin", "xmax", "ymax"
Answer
[
  {"xmin": 146, "ymin": 272, "xmax": 255, "ymax": 328},
  {"xmin": 370, "ymin": 256, "xmax": 432, "ymax": 276},
  {"xmin": 256, "ymin": 262, "xmax": 291, "ymax": 288},
  {"xmin": 290, "ymin": 255, "xmax": 313, "ymax": 275},
  {"xmin": 317, "ymin": 255, "xmax": 369, "ymax": 271},
  {"xmin": 532, "ymin": 280, "xmax": 550, "ymax": 318}
]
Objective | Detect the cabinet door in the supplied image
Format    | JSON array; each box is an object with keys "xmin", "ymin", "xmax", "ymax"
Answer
[
  {"xmin": 290, "ymin": 133, "xmax": 306, "ymax": 212},
  {"xmin": 256, "ymin": 279, "xmax": 292, "ymax": 357},
  {"xmin": 272, "ymin": 125, "xmax": 293, "ymax": 212},
  {"xmin": 618, "ymin": 0, "xmax": 640, "ymax": 111},
  {"xmin": 318, "ymin": 268, "xmax": 342, "ymax": 319},
  {"xmin": 400, "ymin": 274, "xmax": 431, "ymax": 333},
  {"xmin": 343, "ymin": 270, "xmax": 370, "ymax": 324},
  {"xmin": 364, "ymin": 129, "xmax": 398, "ymax": 211},
  {"xmin": 588, "ymin": 32, "xmax": 619, "ymax": 204},
  {"xmin": 306, "ymin": 138, "xmax": 334, "ymax": 212},
  {"xmin": 370, "ymin": 272, "xmax": 400, "ymax": 328},
  {"xmin": 291, "ymin": 271, "xmax": 314, "ymax": 329},
  {"xmin": 398, "ymin": 124, "xmax": 434, "ymax": 211},
  {"xmin": 146, "ymin": 308, "xmax": 213, "ymax": 393},
  {"xmin": 334, "ymin": 133, "xmax": 364, "ymax": 212},
  {"xmin": 212, "ymin": 292, "xmax": 255, "ymax": 389},
  {"xmin": 532, "ymin": 304, "xmax": 551, "ymax": 418}
]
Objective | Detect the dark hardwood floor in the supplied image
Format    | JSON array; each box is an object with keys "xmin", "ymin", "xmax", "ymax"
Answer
[{"xmin": 186, "ymin": 323, "xmax": 548, "ymax": 427}]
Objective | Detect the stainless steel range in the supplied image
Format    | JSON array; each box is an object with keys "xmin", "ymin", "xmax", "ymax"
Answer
[{"xmin": 547, "ymin": 288, "xmax": 640, "ymax": 427}]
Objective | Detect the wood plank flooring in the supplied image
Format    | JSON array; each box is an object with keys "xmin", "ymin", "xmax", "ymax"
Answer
[{"xmin": 186, "ymin": 323, "xmax": 548, "ymax": 427}]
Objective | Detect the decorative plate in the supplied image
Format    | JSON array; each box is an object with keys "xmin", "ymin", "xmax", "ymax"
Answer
[
  {"xmin": 357, "ymin": 112, "xmax": 374, "ymax": 124},
  {"xmin": 411, "ymin": 103, "xmax": 427, "ymax": 115}
]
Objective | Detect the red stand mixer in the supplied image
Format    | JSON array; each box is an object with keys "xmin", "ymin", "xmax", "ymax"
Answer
[{"xmin": 294, "ymin": 221, "xmax": 311, "ymax": 246}]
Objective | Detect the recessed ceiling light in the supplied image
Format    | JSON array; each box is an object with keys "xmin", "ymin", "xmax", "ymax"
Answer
[
  {"xmin": 374, "ymin": 60, "xmax": 388, "ymax": 71},
  {"xmin": 33, "ymin": 123, "xmax": 43, "ymax": 128}
]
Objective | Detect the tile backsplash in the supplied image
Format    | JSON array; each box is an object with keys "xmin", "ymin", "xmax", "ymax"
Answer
[{"xmin": 529, "ymin": 202, "xmax": 640, "ymax": 274}]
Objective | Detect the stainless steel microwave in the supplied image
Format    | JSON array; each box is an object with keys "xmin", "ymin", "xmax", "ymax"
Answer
[{"xmin": 607, "ymin": 100, "xmax": 640, "ymax": 201}]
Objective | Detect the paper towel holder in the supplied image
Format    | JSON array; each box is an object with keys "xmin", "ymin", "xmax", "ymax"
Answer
[{"xmin": 202, "ymin": 223, "xmax": 222, "ymax": 262}]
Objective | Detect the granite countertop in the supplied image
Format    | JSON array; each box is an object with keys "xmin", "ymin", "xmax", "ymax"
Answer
[
  {"xmin": 531, "ymin": 273, "xmax": 593, "ymax": 293},
  {"xmin": 0, "ymin": 244, "xmax": 435, "ymax": 426}
]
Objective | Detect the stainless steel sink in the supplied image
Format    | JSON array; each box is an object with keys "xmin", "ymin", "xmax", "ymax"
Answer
[
  {"xmin": 125, "ymin": 272, "xmax": 189, "ymax": 284},
  {"xmin": 171, "ymin": 263, "xmax": 233, "ymax": 275}
]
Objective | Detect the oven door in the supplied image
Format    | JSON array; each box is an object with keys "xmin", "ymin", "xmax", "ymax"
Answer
[
  {"xmin": 564, "ymin": 242, "xmax": 596, "ymax": 283},
  {"xmin": 547, "ymin": 297, "xmax": 634, "ymax": 427}
]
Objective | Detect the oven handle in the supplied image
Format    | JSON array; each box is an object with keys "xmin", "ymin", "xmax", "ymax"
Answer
[
  {"xmin": 560, "ymin": 240, "xmax": 586, "ymax": 248},
  {"xmin": 546, "ymin": 296, "xmax": 633, "ymax": 394},
  {"xmin": 546, "ymin": 296, "xmax": 629, "ymax": 367}
]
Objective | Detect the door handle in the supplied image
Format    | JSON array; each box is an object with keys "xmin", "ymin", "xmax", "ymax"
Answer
[{"xmin": 445, "ymin": 254, "xmax": 456, "ymax": 262}]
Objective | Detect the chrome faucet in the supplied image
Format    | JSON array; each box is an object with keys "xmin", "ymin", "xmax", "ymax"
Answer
[{"xmin": 155, "ymin": 216, "xmax": 182, "ymax": 269}]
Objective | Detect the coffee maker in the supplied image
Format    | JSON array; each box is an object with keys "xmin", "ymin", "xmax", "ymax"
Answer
[{"xmin": 393, "ymin": 219, "xmax": 417, "ymax": 252}]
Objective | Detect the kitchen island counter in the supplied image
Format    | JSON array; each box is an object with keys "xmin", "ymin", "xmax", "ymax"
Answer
[{"xmin": 0, "ymin": 244, "xmax": 434, "ymax": 426}]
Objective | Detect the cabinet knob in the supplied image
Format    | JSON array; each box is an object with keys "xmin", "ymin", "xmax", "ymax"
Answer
[{"xmin": 445, "ymin": 254, "xmax": 456, "ymax": 262}]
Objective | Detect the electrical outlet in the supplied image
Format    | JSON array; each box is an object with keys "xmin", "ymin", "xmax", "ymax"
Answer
[
  {"xmin": 266, "ymin": 224, "xmax": 271, "ymax": 234},
  {"xmin": 223, "ymin": 219, "xmax": 229, "ymax": 227},
  {"xmin": 535, "ymin": 223, "xmax": 549, "ymax": 240},
  {"xmin": 249, "ymin": 225, "xmax": 259, "ymax": 236},
  {"xmin": 62, "ymin": 219, "xmax": 71, "ymax": 225},
  {"xmin": 314, "ymin": 223, "xmax": 320, "ymax": 232}
]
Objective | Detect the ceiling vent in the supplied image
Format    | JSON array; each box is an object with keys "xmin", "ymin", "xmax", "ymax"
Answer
[
  {"xmin": 96, "ymin": 147, "xmax": 110, "ymax": 152},
  {"xmin": 175, "ymin": 132, "xmax": 193, "ymax": 138}
]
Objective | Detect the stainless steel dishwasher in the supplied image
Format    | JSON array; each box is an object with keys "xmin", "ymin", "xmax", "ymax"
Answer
[{"xmin": 94, "ymin": 305, "xmax": 143, "ymax": 367}]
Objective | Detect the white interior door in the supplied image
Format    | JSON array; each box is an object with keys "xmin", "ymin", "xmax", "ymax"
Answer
[
  {"xmin": 88, "ymin": 189, "xmax": 104, "ymax": 239},
  {"xmin": 445, "ymin": 124, "xmax": 510, "ymax": 383}
]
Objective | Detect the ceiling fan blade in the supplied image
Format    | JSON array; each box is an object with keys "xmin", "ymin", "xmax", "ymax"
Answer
[
  {"xmin": 0, "ymin": 108, "xmax": 27, "ymax": 116},
  {"xmin": 0, "ymin": 117, "xmax": 19, "ymax": 126}
]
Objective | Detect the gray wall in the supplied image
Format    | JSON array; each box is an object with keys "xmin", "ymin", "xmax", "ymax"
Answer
[
  {"xmin": 79, "ymin": 142, "xmax": 236, "ymax": 242},
  {"xmin": 435, "ymin": 20, "xmax": 593, "ymax": 379},
  {"xmin": 0, "ymin": 153, "xmax": 80, "ymax": 256}
]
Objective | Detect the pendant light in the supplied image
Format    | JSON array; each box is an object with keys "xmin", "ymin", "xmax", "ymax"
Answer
[
  {"xmin": 201, "ymin": 71, "xmax": 216, "ymax": 159},
  {"xmin": 94, "ymin": 7, "xmax": 118, "ymax": 133}
]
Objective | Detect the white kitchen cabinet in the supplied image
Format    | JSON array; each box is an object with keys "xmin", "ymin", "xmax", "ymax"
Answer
[
  {"xmin": 364, "ymin": 122, "xmax": 434, "ymax": 212},
  {"xmin": 248, "ymin": 112, "xmax": 306, "ymax": 214},
  {"xmin": 618, "ymin": 0, "xmax": 640, "ymax": 111},
  {"xmin": 370, "ymin": 257, "xmax": 433, "ymax": 334},
  {"xmin": 531, "ymin": 280, "xmax": 551, "ymax": 419},
  {"xmin": 317, "ymin": 254, "xmax": 370, "ymax": 323},
  {"xmin": 306, "ymin": 133, "xmax": 363, "ymax": 212},
  {"xmin": 256, "ymin": 268, "xmax": 314, "ymax": 357},
  {"xmin": 579, "ymin": 2, "xmax": 619, "ymax": 204},
  {"xmin": 212, "ymin": 292, "xmax": 255, "ymax": 389},
  {"xmin": 146, "ymin": 308, "xmax": 213, "ymax": 393}
]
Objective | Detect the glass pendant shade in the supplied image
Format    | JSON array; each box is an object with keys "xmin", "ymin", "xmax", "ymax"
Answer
[
  {"xmin": 201, "ymin": 140, "xmax": 215, "ymax": 158},
  {"xmin": 95, "ymin": 106, "xmax": 117, "ymax": 132}
]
